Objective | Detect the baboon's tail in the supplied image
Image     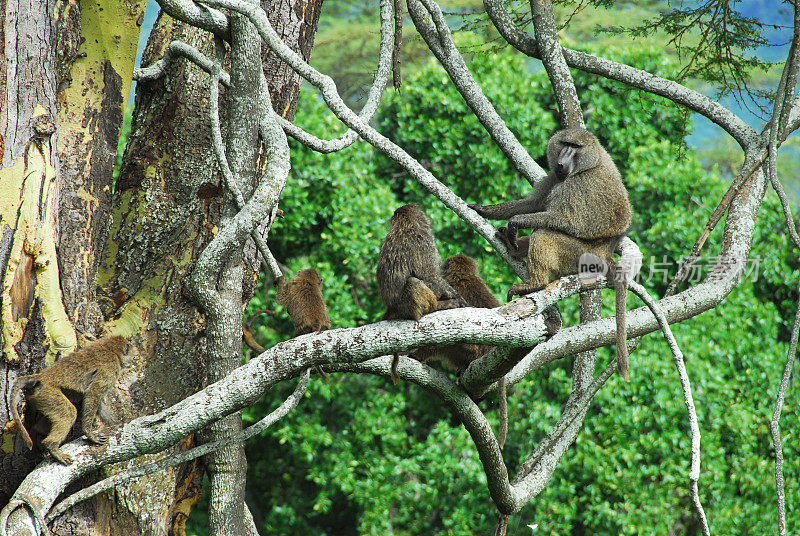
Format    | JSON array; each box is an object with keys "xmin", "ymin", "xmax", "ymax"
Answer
[
  {"xmin": 613, "ymin": 263, "xmax": 630, "ymax": 381},
  {"xmin": 10, "ymin": 377, "xmax": 38, "ymax": 449}
]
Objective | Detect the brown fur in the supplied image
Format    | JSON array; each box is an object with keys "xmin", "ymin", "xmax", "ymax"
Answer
[
  {"xmin": 415, "ymin": 254, "xmax": 510, "ymax": 448},
  {"xmin": 10, "ymin": 335, "xmax": 128, "ymax": 464},
  {"xmin": 445, "ymin": 255, "xmax": 508, "ymax": 448},
  {"xmin": 377, "ymin": 205, "xmax": 465, "ymax": 381},
  {"xmin": 470, "ymin": 128, "xmax": 632, "ymax": 380},
  {"xmin": 377, "ymin": 205, "xmax": 464, "ymax": 320},
  {"xmin": 276, "ymin": 269, "xmax": 331, "ymax": 337}
]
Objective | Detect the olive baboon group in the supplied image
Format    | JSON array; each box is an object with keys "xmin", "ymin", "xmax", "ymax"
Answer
[
  {"xmin": 8, "ymin": 128, "xmax": 630, "ymax": 464},
  {"xmin": 375, "ymin": 127, "xmax": 632, "ymax": 447}
]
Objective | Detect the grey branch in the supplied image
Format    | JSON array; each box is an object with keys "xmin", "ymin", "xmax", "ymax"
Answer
[
  {"xmin": 482, "ymin": 0, "xmax": 757, "ymax": 148},
  {"xmin": 508, "ymin": 166, "xmax": 765, "ymax": 384},
  {"xmin": 46, "ymin": 369, "xmax": 311, "ymax": 521},
  {"xmin": 528, "ymin": 0, "xmax": 584, "ymax": 128},
  {"xmin": 156, "ymin": 0, "xmax": 230, "ymax": 38},
  {"xmin": 766, "ymin": 35, "xmax": 800, "ymax": 530},
  {"xmin": 134, "ymin": 41, "xmax": 229, "ymax": 83},
  {"xmin": 770, "ymin": 291, "xmax": 799, "ymax": 536},
  {"xmin": 407, "ymin": 0, "xmax": 546, "ymax": 186},
  {"xmin": 279, "ymin": 0, "xmax": 394, "ymax": 154},
  {"xmin": 134, "ymin": 39, "xmax": 284, "ymax": 279},
  {"xmin": 332, "ymin": 354, "xmax": 611, "ymax": 513},
  {"xmin": 207, "ymin": 41, "xmax": 282, "ymax": 279},
  {"xmin": 627, "ymin": 280, "xmax": 710, "ymax": 536}
]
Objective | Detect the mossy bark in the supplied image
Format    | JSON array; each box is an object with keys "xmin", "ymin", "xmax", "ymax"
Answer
[{"xmin": 0, "ymin": 0, "xmax": 146, "ymax": 514}]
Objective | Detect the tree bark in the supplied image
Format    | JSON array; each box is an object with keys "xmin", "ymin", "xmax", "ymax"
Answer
[
  {"xmin": 0, "ymin": 0, "xmax": 146, "ymax": 514},
  {"xmin": 1, "ymin": 0, "xmax": 321, "ymax": 534}
]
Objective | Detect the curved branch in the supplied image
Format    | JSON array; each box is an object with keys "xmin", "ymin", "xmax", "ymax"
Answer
[
  {"xmin": 482, "ymin": 0, "xmax": 757, "ymax": 148},
  {"xmin": 195, "ymin": 0, "xmax": 526, "ymax": 274},
  {"xmin": 463, "ymin": 236, "xmax": 642, "ymax": 396},
  {"xmin": 406, "ymin": 0, "xmax": 546, "ymax": 186},
  {"xmin": 332, "ymin": 354, "xmax": 615, "ymax": 514},
  {"xmin": 207, "ymin": 39, "xmax": 283, "ymax": 279},
  {"xmin": 1, "ymin": 305, "xmax": 555, "ymax": 533},
  {"xmin": 156, "ymin": 0, "xmax": 230, "ymax": 39},
  {"xmin": 508, "ymin": 165, "xmax": 766, "ymax": 384},
  {"xmin": 279, "ymin": 0, "xmax": 394, "ymax": 154},
  {"xmin": 47, "ymin": 369, "xmax": 311, "ymax": 521},
  {"xmin": 627, "ymin": 281, "xmax": 710, "ymax": 536},
  {"xmin": 134, "ymin": 41, "xmax": 228, "ymax": 83}
]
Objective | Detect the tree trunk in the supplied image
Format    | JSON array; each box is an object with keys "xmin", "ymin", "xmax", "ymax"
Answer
[
  {"xmin": 0, "ymin": 0, "xmax": 146, "ymax": 509},
  {"xmin": 1, "ymin": 0, "xmax": 322, "ymax": 534}
]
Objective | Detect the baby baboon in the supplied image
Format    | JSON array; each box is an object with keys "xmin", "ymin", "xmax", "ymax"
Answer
[
  {"xmin": 470, "ymin": 128, "xmax": 632, "ymax": 380},
  {"xmin": 410, "ymin": 255, "xmax": 496, "ymax": 373},
  {"xmin": 377, "ymin": 204, "xmax": 465, "ymax": 320},
  {"xmin": 10, "ymin": 335, "xmax": 128, "ymax": 464},
  {"xmin": 275, "ymin": 268, "xmax": 331, "ymax": 337},
  {"xmin": 444, "ymin": 254, "xmax": 509, "ymax": 448}
]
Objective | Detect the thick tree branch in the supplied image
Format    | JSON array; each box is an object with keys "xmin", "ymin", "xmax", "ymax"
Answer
[
  {"xmin": 407, "ymin": 0, "xmax": 546, "ymax": 186},
  {"xmin": 528, "ymin": 0, "xmax": 583, "ymax": 127},
  {"xmin": 157, "ymin": 0, "xmax": 230, "ymax": 39},
  {"xmin": 508, "ymin": 166, "xmax": 766, "ymax": 384},
  {"xmin": 462, "ymin": 236, "xmax": 642, "ymax": 397},
  {"xmin": 46, "ymin": 369, "xmax": 311, "ymax": 521},
  {"xmin": 207, "ymin": 38, "xmax": 282, "ymax": 278},
  {"xmin": 482, "ymin": 0, "xmax": 757, "ymax": 147}
]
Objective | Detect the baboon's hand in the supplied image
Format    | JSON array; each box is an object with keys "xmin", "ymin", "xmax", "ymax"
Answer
[
  {"xmin": 467, "ymin": 203, "xmax": 487, "ymax": 217},
  {"xmin": 87, "ymin": 428, "xmax": 110, "ymax": 445},
  {"xmin": 501, "ymin": 223, "xmax": 519, "ymax": 250},
  {"xmin": 496, "ymin": 227, "xmax": 519, "ymax": 254}
]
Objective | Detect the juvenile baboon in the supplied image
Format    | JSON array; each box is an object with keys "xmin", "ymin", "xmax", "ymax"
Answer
[
  {"xmin": 443, "ymin": 254, "xmax": 509, "ymax": 448},
  {"xmin": 10, "ymin": 335, "xmax": 128, "ymax": 464},
  {"xmin": 409, "ymin": 255, "xmax": 496, "ymax": 375},
  {"xmin": 469, "ymin": 128, "xmax": 632, "ymax": 380},
  {"xmin": 276, "ymin": 268, "xmax": 331, "ymax": 337},
  {"xmin": 377, "ymin": 204, "xmax": 464, "ymax": 320}
]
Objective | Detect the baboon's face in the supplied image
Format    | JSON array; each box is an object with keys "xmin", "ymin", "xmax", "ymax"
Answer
[{"xmin": 547, "ymin": 128, "xmax": 600, "ymax": 179}]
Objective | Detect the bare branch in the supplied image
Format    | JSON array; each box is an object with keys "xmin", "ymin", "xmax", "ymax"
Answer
[
  {"xmin": 765, "ymin": 45, "xmax": 800, "ymax": 532},
  {"xmin": 770, "ymin": 292, "xmax": 799, "ymax": 536},
  {"xmin": 134, "ymin": 41, "xmax": 228, "ymax": 84},
  {"xmin": 665, "ymin": 150, "xmax": 763, "ymax": 296},
  {"xmin": 508, "ymin": 167, "xmax": 766, "ymax": 384},
  {"xmin": 627, "ymin": 281, "xmax": 710, "ymax": 536},
  {"xmin": 333, "ymin": 353, "xmax": 614, "ymax": 514},
  {"xmin": 156, "ymin": 0, "xmax": 230, "ymax": 39},
  {"xmin": 279, "ymin": 0, "xmax": 395, "ymax": 154},
  {"xmin": 407, "ymin": 0, "xmax": 546, "ymax": 186},
  {"xmin": 778, "ymin": 3, "xmax": 800, "ymax": 139},
  {"xmin": 207, "ymin": 38, "xmax": 282, "ymax": 279},
  {"xmin": 135, "ymin": 40, "xmax": 287, "ymax": 281},
  {"xmin": 47, "ymin": 369, "xmax": 311, "ymax": 521},
  {"xmin": 482, "ymin": 0, "xmax": 758, "ymax": 148},
  {"xmin": 528, "ymin": 0, "xmax": 584, "ymax": 127}
]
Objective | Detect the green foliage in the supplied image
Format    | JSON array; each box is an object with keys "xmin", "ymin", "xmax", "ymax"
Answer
[{"xmin": 189, "ymin": 39, "xmax": 800, "ymax": 536}]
